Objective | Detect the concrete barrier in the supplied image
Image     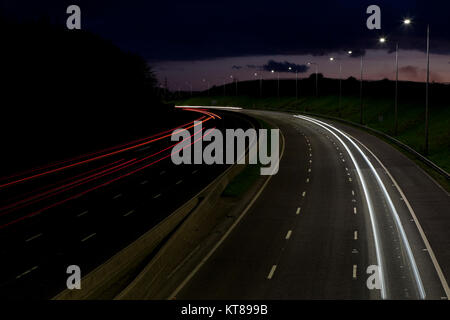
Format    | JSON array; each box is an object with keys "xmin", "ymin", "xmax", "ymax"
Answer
[
  {"xmin": 115, "ymin": 115, "xmax": 268, "ymax": 299},
  {"xmin": 115, "ymin": 162, "xmax": 247, "ymax": 299},
  {"xmin": 53, "ymin": 195, "xmax": 199, "ymax": 300},
  {"xmin": 54, "ymin": 113, "xmax": 258, "ymax": 300}
]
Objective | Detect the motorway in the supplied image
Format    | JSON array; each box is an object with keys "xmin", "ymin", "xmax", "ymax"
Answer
[
  {"xmin": 173, "ymin": 109, "xmax": 450, "ymax": 300},
  {"xmin": 0, "ymin": 108, "xmax": 253, "ymax": 299}
]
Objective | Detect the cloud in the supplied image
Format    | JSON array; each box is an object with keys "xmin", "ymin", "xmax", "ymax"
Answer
[
  {"xmin": 378, "ymin": 65, "xmax": 445, "ymax": 83},
  {"xmin": 261, "ymin": 60, "xmax": 309, "ymax": 73},
  {"xmin": 399, "ymin": 66, "xmax": 419, "ymax": 78}
]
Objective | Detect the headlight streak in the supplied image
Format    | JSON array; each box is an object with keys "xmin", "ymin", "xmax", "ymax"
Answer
[
  {"xmin": 293, "ymin": 114, "xmax": 387, "ymax": 298},
  {"xmin": 296, "ymin": 114, "xmax": 426, "ymax": 300}
]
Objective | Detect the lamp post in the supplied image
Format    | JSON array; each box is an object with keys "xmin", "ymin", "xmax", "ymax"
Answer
[
  {"xmin": 379, "ymin": 37, "xmax": 399, "ymax": 135},
  {"xmin": 230, "ymin": 75, "xmax": 237, "ymax": 96},
  {"xmin": 254, "ymin": 72, "xmax": 262, "ymax": 97},
  {"xmin": 288, "ymin": 66, "xmax": 299, "ymax": 100},
  {"xmin": 307, "ymin": 62, "xmax": 319, "ymax": 97},
  {"xmin": 359, "ymin": 55, "xmax": 364, "ymax": 124},
  {"xmin": 329, "ymin": 57, "xmax": 343, "ymax": 117},
  {"xmin": 402, "ymin": 18, "xmax": 430, "ymax": 155},
  {"xmin": 277, "ymin": 71, "xmax": 280, "ymax": 98},
  {"xmin": 270, "ymin": 70, "xmax": 279, "ymax": 98},
  {"xmin": 425, "ymin": 24, "xmax": 430, "ymax": 156},
  {"xmin": 202, "ymin": 78, "xmax": 210, "ymax": 96}
]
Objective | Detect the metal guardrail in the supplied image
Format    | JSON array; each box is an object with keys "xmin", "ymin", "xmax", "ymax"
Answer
[{"xmin": 246, "ymin": 107, "xmax": 450, "ymax": 181}]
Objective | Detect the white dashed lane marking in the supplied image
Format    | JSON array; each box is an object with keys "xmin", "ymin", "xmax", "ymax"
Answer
[
  {"xmin": 285, "ymin": 230, "xmax": 292, "ymax": 240},
  {"xmin": 16, "ymin": 266, "xmax": 39, "ymax": 279},
  {"xmin": 25, "ymin": 233, "xmax": 42, "ymax": 242},
  {"xmin": 77, "ymin": 210, "xmax": 88, "ymax": 218},
  {"xmin": 123, "ymin": 210, "xmax": 135, "ymax": 217},
  {"xmin": 81, "ymin": 233, "xmax": 96, "ymax": 242},
  {"xmin": 267, "ymin": 265, "xmax": 277, "ymax": 280},
  {"xmin": 353, "ymin": 265, "xmax": 358, "ymax": 279}
]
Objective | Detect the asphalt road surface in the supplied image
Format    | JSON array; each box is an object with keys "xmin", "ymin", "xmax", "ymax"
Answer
[
  {"xmin": 174, "ymin": 109, "xmax": 450, "ymax": 300},
  {"xmin": 0, "ymin": 108, "xmax": 254, "ymax": 299}
]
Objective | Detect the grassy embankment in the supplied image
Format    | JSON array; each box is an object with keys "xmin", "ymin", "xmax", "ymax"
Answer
[
  {"xmin": 221, "ymin": 118, "xmax": 274, "ymax": 197},
  {"xmin": 177, "ymin": 95, "xmax": 450, "ymax": 191}
]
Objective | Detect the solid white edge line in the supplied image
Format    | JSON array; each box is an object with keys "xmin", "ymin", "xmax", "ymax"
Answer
[
  {"xmin": 267, "ymin": 265, "xmax": 277, "ymax": 279},
  {"xmin": 356, "ymin": 135, "xmax": 450, "ymax": 299},
  {"xmin": 302, "ymin": 115, "xmax": 427, "ymax": 299},
  {"xmin": 294, "ymin": 115, "xmax": 387, "ymax": 299},
  {"xmin": 167, "ymin": 127, "xmax": 286, "ymax": 299}
]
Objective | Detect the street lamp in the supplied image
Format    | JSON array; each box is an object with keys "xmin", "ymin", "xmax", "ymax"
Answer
[
  {"xmin": 289, "ymin": 66, "xmax": 299, "ymax": 100},
  {"xmin": 202, "ymin": 78, "xmax": 210, "ymax": 96},
  {"xmin": 185, "ymin": 81, "xmax": 192, "ymax": 96},
  {"xmin": 254, "ymin": 72, "xmax": 262, "ymax": 97},
  {"xmin": 358, "ymin": 53, "xmax": 364, "ymax": 124},
  {"xmin": 307, "ymin": 62, "xmax": 319, "ymax": 97},
  {"xmin": 379, "ymin": 37, "xmax": 399, "ymax": 136},
  {"xmin": 403, "ymin": 18, "xmax": 431, "ymax": 155},
  {"xmin": 329, "ymin": 57, "xmax": 343, "ymax": 117},
  {"xmin": 230, "ymin": 75, "xmax": 237, "ymax": 96},
  {"xmin": 271, "ymin": 69, "xmax": 279, "ymax": 98}
]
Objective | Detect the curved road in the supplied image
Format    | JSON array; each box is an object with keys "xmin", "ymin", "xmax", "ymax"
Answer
[{"xmin": 173, "ymin": 109, "xmax": 450, "ymax": 300}]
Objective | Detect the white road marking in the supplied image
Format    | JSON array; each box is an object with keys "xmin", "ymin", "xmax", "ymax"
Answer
[
  {"xmin": 176, "ymin": 180, "xmax": 183, "ymax": 185},
  {"xmin": 308, "ymin": 168, "xmax": 311, "ymax": 173},
  {"xmin": 113, "ymin": 193, "xmax": 122, "ymax": 199},
  {"xmin": 309, "ymin": 159, "xmax": 312, "ymax": 164},
  {"xmin": 285, "ymin": 230, "xmax": 292, "ymax": 240},
  {"xmin": 296, "ymin": 115, "xmax": 428, "ymax": 299},
  {"xmin": 81, "ymin": 233, "xmax": 96, "ymax": 242},
  {"xmin": 16, "ymin": 265, "xmax": 39, "ymax": 279},
  {"xmin": 267, "ymin": 265, "xmax": 277, "ymax": 279},
  {"xmin": 357, "ymin": 135, "xmax": 450, "ymax": 299},
  {"xmin": 353, "ymin": 207, "xmax": 357, "ymax": 214},
  {"xmin": 294, "ymin": 115, "xmax": 387, "ymax": 298},
  {"xmin": 354, "ymin": 231, "xmax": 358, "ymax": 240},
  {"xmin": 123, "ymin": 210, "xmax": 135, "ymax": 217},
  {"xmin": 296, "ymin": 207, "xmax": 301, "ymax": 215},
  {"xmin": 77, "ymin": 210, "xmax": 88, "ymax": 217},
  {"xmin": 302, "ymin": 191, "xmax": 306, "ymax": 197},
  {"xmin": 167, "ymin": 128, "xmax": 287, "ymax": 300},
  {"xmin": 353, "ymin": 265, "xmax": 357, "ymax": 279},
  {"xmin": 352, "ymin": 190, "xmax": 355, "ymax": 196},
  {"xmin": 153, "ymin": 193, "xmax": 161, "ymax": 199},
  {"xmin": 140, "ymin": 180, "xmax": 148, "ymax": 185},
  {"xmin": 25, "ymin": 233, "xmax": 43, "ymax": 242},
  {"xmin": 160, "ymin": 170, "xmax": 166, "ymax": 175},
  {"xmin": 306, "ymin": 178, "xmax": 310, "ymax": 183},
  {"xmin": 192, "ymin": 170, "xmax": 198, "ymax": 174}
]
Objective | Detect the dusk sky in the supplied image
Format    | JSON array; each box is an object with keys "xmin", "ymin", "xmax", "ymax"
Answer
[{"xmin": 3, "ymin": 0, "xmax": 450, "ymax": 89}]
